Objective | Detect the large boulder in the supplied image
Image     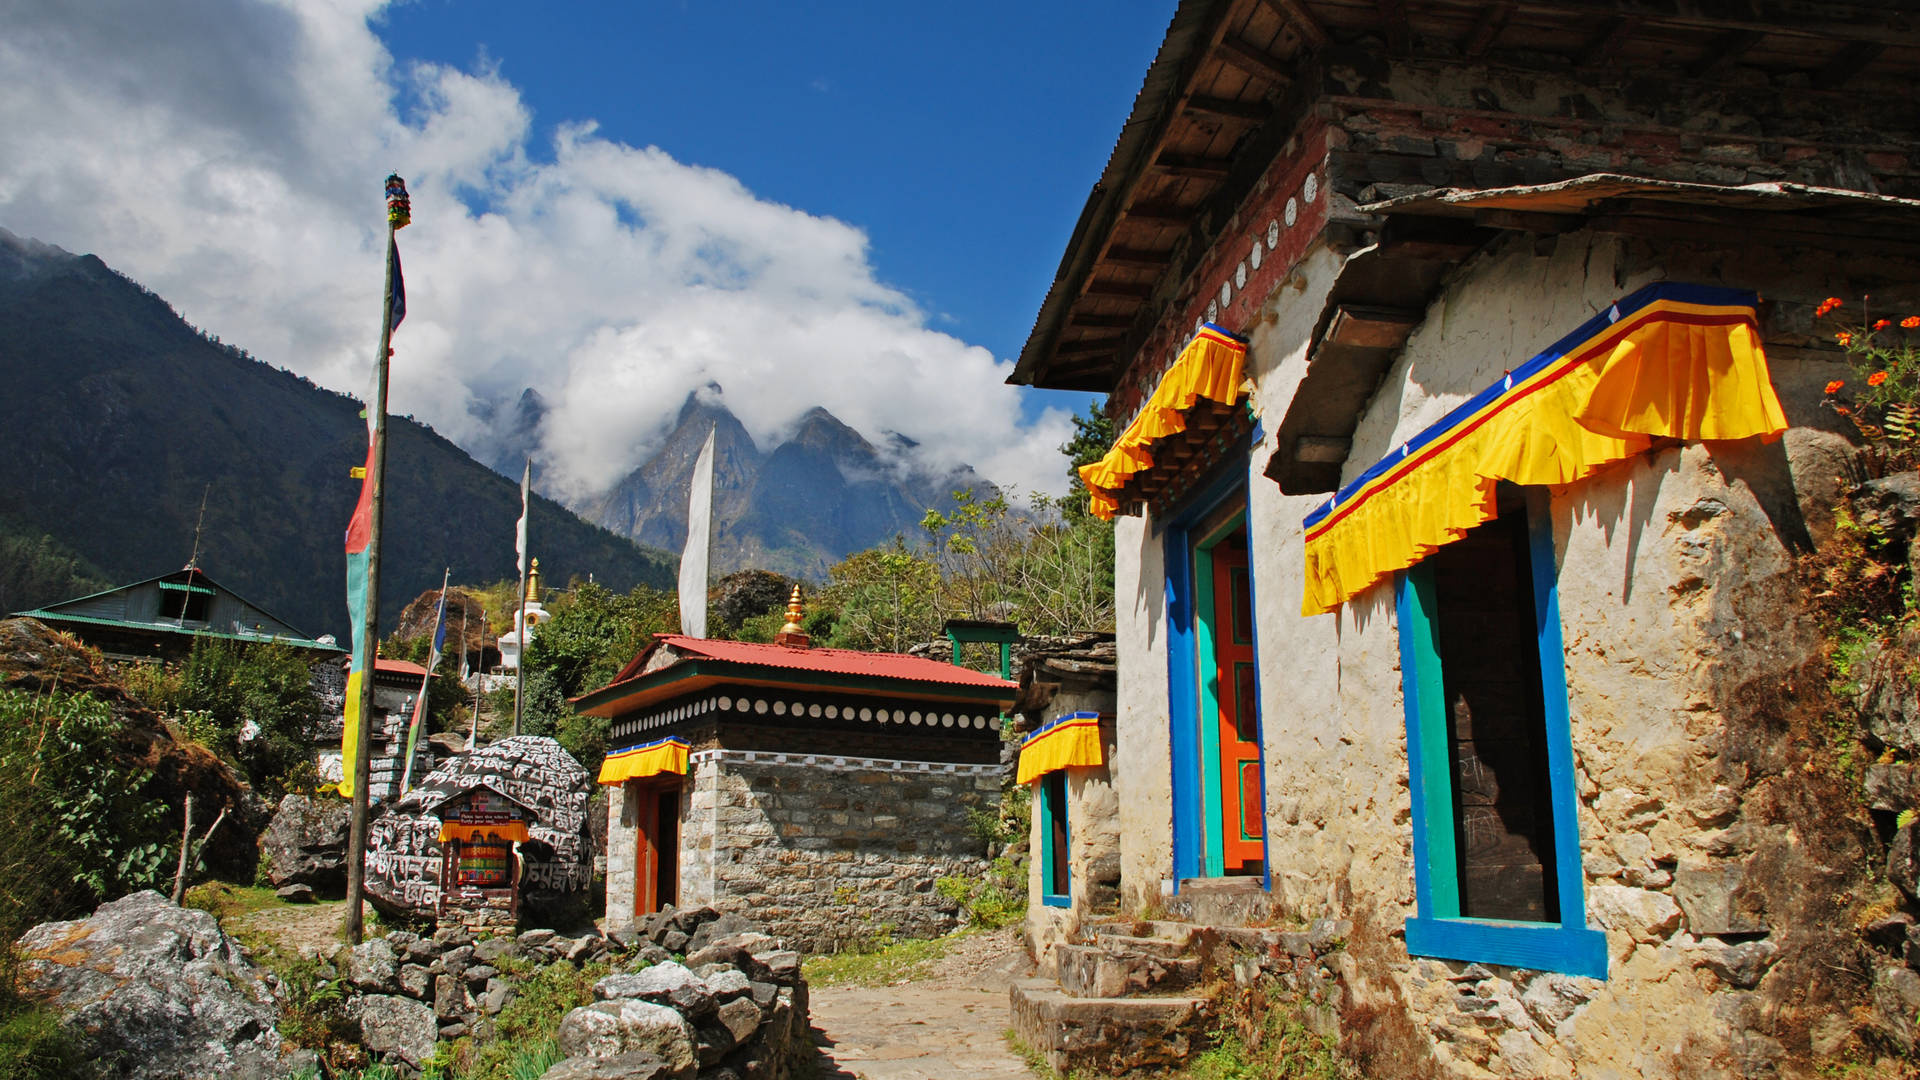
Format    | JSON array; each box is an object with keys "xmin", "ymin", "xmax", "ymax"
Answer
[
  {"xmin": 261, "ymin": 792, "xmax": 352, "ymax": 895},
  {"xmin": 352, "ymin": 993, "xmax": 439, "ymax": 1069},
  {"xmin": 15, "ymin": 890, "xmax": 314, "ymax": 1080},
  {"xmin": 556, "ymin": 999, "xmax": 698, "ymax": 1073}
]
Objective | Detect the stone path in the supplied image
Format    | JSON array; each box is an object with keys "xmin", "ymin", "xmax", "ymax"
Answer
[{"xmin": 807, "ymin": 929, "xmax": 1038, "ymax": 1080}]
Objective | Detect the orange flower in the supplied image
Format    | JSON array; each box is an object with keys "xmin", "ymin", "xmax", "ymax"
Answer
[
  {"xmin": 1837, "ymin": 331, "xmax": 1855, "ymax": 345},
  {"xmin": 1870, "ymin": 371, "xmax": 1890, "ymax": 386},
  {"xmin": 1816, "ymin": 297, "xmax": 1844, "ymax": 317},
  {"xmin": 1836, "ymin": 406, "xmax": 1853, "ymax": 416},
  {"xmin": 1904, "ymin": 316, "xmax": 1920, "ymax": 329},
  {"xmin": 1876, "ymin": 319, "xmax": 1893, "ymax": 331},
  {"xmin": 1826, "ymin": 379, "xmax": 1845, "ymax": 394}
]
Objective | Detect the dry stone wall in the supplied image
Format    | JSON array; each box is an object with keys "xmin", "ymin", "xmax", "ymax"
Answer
[{"xmin": 684, "ymin": 752, "xmax": 997, "ymax": 952}]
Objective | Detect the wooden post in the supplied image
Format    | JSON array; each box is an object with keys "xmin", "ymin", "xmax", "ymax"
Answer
[
  {"xmin": 345, "ymin": 197, "xmax": 403, "ymax": 946},
  {"xmin": 171, "ymin": 793, "xmax": 194, "ymax": 905}
]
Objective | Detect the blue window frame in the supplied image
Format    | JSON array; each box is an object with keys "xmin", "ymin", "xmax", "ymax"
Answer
[
  {"xmin": 1396, "ymin": 487, "xmax": 1607, "ymax": 978},
  {"xmin": 1039, "ymin": 770, "xmax": 1071, "ymax": 908}
]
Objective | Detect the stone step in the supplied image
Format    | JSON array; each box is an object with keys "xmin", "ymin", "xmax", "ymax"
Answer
[
  {"xmin": 1092, "ymin": 932, "xmax": 1192, "ymax": 959},
  {"xmin": 1164, "ymin": 877, "xmax": 1279, "ymax": 926},
  {"xmin": 1055, "ymin": 943, "xmax": 1203, "ymax": 999},
  {"xmin": 1008, "ymin": 979, "xmax": 1209, "ymax": 1077}
]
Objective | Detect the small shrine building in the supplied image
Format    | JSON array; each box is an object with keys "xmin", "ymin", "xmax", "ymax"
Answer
[
  {"xmin": 573, "ymin": 594, "xmax": 1019, "ymax": 952},
  {"xmin": 364, "ymin": 736, "xmax": 594, "ymax": 931}
]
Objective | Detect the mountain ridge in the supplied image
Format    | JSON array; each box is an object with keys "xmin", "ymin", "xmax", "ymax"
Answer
[
  {"xmin": 0, "ymin": 228, "xmax": 676, "ymax": 638},
  {"xmin": 582, "ymin": 390, "xmax": 991, "ymax": 580}
]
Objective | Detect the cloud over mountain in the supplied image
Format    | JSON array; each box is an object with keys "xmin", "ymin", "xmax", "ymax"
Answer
[{"xmin": 0, "ymin": 0, "xmax": 1074, "ymax": 504}]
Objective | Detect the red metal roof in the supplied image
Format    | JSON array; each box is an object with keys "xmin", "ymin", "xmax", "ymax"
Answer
[
  {"xmin": 644, "ymin": 635, "xmax": 1014, "ymax": 689},
  {"xmin": 346, "ymin": 657, "xmax": 429, "ymax": 676}
]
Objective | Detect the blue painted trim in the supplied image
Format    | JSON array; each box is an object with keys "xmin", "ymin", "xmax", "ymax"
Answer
[
  {"xmin": 1526, "ymin": 487, "xmax": 1593, "ymax": 944},
  {"xmin": 1394, "ymin": 493, "xmax": 1608, "ymax": 980},
  {"xmin": 1406, "ymin": 917, "xmax": 1609, "ymax": 978},
  {"xmin": 1040, "ymin": 771, "xmax": 1071, "ymax": 907},
  {"xmin": 1164, "ymin": 523, "xmax": 1203, "ymax": 886}
]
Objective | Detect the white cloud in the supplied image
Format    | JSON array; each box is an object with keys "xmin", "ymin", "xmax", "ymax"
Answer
[{"xmin": 0, "ymin": 0, "xmax": 1074, "ymax": 505}]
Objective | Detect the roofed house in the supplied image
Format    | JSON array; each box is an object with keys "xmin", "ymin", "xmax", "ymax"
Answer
[
  {"xmin": 13, "ymin": 564, "xmax": 341, "ymax": 662},
  {"xmin": 574, "ymin": 593, "xmax": 1019, "ymax": 952},
  {"xmin": 1008, "ymin": 1, "xmax": 1920, "ymax": 1075}
]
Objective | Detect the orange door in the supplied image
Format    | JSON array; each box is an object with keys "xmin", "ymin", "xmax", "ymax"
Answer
[
  {"xmin": 1212, "ymin": 545, "xmax": 1264, "ymax": 873},
  {"xmin": 634, "ymin": 782, "xmax": 681, "ymax": 916}
]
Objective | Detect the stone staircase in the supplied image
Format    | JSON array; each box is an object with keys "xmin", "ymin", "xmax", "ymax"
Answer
[
  {"xmin": 1009, "ymin": 882, "xmax": 1351, "ymax": 1075},
  {"xmin": 1010, "ymin": 919, "xmax": 1215, "ymax": 1076}
]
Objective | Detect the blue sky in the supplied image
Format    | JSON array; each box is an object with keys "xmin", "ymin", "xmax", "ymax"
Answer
[
  {"xmin": 374, "ymin": 0, "xmax": 1167, "ymax": 414},
  {"xmin": 1, "ymin": 1, "xmax": 1169, "ymax": 498}
]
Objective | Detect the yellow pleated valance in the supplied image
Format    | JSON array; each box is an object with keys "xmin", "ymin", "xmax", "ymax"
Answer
[
  {"xmin": 596, "ymin": 737, "xmax": 690, "ymax": 786},
  {"xmin": 1081, "ymin": 324, "xmax": 1249, "ymax": 519},
  {"xmin": 1017, "ymin": 712, "xmax": 1105, "ymax": 785},
  {"xmin": 438, "ymin": 820, "xmax": 531, "ymax": 845},
  {"xmin": 1301, "ymin": 283, "xmax": 1788, "ymax": 616}
]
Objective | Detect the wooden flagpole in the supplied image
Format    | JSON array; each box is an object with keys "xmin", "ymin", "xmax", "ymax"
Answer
[{"xmin": 345, "ymin": 175, "xmax": 407, "ymax": 945}]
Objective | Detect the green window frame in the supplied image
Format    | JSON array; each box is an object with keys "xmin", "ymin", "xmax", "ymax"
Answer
[
  {"xmin": 1039, "ymin": 770, "xmax": 1070, "ymax": 908},
  {"xmin": 1395, "ymin": 488, "xmax": 1607, "ymax": 978}
]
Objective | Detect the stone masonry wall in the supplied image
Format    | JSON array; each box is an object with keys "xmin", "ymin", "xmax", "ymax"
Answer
[
  {"xmin": 1111, "ymin": 224, "xmax": 1913, "ymax": 1076},
  {"xmin": 690, "ymin": 753, "xmax": 999, "ymax": 953}
]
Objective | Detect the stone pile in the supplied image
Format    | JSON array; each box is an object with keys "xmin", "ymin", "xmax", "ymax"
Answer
[{"xmin": 327, "ymin": 904, "xmax": 807, "ymax": 1078}]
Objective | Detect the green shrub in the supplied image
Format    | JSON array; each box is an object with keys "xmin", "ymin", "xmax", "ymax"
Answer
[{"xmin": 0, "ymin": 687, "xmax": 172, "ymax": 934}]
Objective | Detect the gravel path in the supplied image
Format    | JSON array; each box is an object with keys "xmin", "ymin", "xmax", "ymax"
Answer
[{"xmin": 807, "ymin": 929, "xmax": 1038, "ymax": 1080}]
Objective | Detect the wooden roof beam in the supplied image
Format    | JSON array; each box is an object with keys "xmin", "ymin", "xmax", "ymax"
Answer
[
  {"xmin": 1069, "ymin": 313, "xmax": 1137, "ymax": 329},
  {"xmin": 1084, "ymin": 280, "xmax": 1155, "ymax": 300},
  {"xmin": 1815, "ymin": 41, "xmax": 1885, "ymax": 89},
  {"xmin": 1184, "ymin": 95, "xmax": 1271, "ymax": 122},
  {"xmin": 1377, "ymin": 0, "xmax": 1411, "ymax": 56},
  {"xmin": 1581, "ymin": 15, "xmax": 1642, "ymax": 69},
  {"xmin": 1101, "ymin": 246, "xmax": 1177, "ymax": 270},
  {"xmin": 1463, "ymin": 4, "xmax": 1513, "ymax": 58},
  {"xmin": 1153, "ymin": 153, "xmax": 1236, "ymax": 181},
  {"xmin": 1217, "ymin": 36, "xmax": 1296, "ymax": 85},
  {"xmin": 1054, "ymin": 337, "xmax": 1123, "ymax": 356},
  {"xmin": 1122, "ymin": 202, "xmax": 1198, "ymax": 228},
  {"xmin": 1688, "ymin": 29, "xmax": 1765, "ymax": 78},
  {"xmin": 1256, "ymin": 0, "xmax": 1328, "ymax": 48}
]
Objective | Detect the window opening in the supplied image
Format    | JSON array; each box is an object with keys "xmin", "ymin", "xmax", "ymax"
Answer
[
  {"xmin": 1042, "ymin": 770, "xmax": 1070, "ymax": 905},
  {"xmin": 1396, "ymin": 486, "xmax": 1607, "ymax": 978},
  {"xmin": 1429, "ymin": 508, "xmax": 1558, "ymax": 922}
]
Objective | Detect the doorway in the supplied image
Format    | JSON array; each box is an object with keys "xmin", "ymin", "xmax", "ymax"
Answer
[
  {"xmin": 1167, "ymin": 482, "xmax": 1268, "ymax": 884},
  {"xmin": 633, "ymin": 781, "xmax": 682, "ymax": 917}
]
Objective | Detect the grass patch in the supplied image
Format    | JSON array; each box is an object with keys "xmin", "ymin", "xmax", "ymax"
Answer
[
  {"xmin": 803, "ymin": 931, "xmax": 964, "ymax": 987},
  {"xmin": 0, "ymin": 1000, "xmax": 87, "ymax": 1080},
  {"xmin": 182, "ymin": 881, "xmax": 289, "ymax": 923},
  {"xmin": 1173, "ymin": 978, "xmax": 1360, "ymax": 1080},
  {"xmin": 428, "ymin": 959, "xmax": 608, "ymax": 1080}
]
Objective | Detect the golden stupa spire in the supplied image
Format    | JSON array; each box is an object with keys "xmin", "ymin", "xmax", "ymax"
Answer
[{"xmin": 776, "ymin": 585, "xmax": 811, "ymax": 648}]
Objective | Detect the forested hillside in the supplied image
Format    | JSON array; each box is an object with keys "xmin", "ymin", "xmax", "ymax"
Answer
[{"xmin": 0, "ymin": 230, "xmax": 674, "ymax": 637}]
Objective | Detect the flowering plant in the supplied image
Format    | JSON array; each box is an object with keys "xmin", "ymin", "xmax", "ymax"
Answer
[{"xmin": 1817, "ymin": 297, "xmax": 1920, "ymax": 453}]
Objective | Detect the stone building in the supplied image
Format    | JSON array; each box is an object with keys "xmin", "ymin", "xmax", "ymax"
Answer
[
  {"xmin": 1009, "ymin": 1, "xmax": 1920, "ymax": 1075},
  {"xmin": 1010, "ymin": 635, "xmax": 1121, "ymax": 965},
  {"xmin": 314, "ymin": 656, "xmax": 432, "ymax": 802},
  {"xmin": 574, "ymin": 604, "xmax": 1019, "ymax": 952}
]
